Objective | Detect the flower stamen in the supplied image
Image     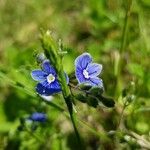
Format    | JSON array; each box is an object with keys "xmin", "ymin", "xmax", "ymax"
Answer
[
  {"xmin": 83, "ymin": 69, "xmax": 89, "ymax": 79},
  {"xmin": 47, "ymin": 74, "xmax": 55, "ymax": 83}
]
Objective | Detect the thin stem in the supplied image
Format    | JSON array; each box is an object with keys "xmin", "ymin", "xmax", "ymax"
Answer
[
  {"xmin": 51, "ymin": 54, "xmax": 81, "ymax": 146},
  {"xmin": 43, "ymin": 98, "xmax": 65, "ymax": 112},
  {"xmin": 44, "ymin": 100, "xmax": 109, "ymax": 142},
  {"xmin": 41, "ymin": 32, "xmax": 82, "ymax": 146},
  {"xmin": 0, "ymin": 71, "xmax": 36, "ymax": 97},
  {"xmin": 126, "ymin": 130, "xmax": 150, "ymax": 149},
  {"xmin": 77, "ymin": 117, "xmax": 110, "ymax": 142},
  {"xmin": 120, "ymin": 0, "xmax": 132, "ymax": 54},
  {"xmin": 117, "ymin": 99, "xmax": 128, "ymax": 129},
  {"xmin": 115, "ymin": 0, "xmax": 133, "ymax": 97}
]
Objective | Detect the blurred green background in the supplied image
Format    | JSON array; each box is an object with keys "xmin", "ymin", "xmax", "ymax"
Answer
[{"xmin": 0, "ymin": 0, "xmax": 150, "ymax": 149}]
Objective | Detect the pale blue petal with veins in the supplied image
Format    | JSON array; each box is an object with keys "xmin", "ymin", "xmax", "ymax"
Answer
[{"xmin": 75, "ymin": 53, "xmax": 103, "ymax": 87}]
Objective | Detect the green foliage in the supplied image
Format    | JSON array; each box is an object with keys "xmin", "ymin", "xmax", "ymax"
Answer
[
  {"xmin": 75, "ymin": 85, "xmax": 115, "ymax": 108},
  {"xmin": 0, "ymin": 0, "xmax": 150, "ymax": 149}
]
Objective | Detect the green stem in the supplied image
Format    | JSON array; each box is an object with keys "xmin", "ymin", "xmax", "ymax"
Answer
[
  {"xmin": 120, "ymin": 0, "xmax": 132, "ymax": 54},
  {"xmin": 44, "ymin": 100, "xmax": 110, "ymax": 142},
  {"xmin": 115, "ymin": 0, "xmax": 132, "ymax": 97},
  {"xmin": 41, "ymin": 31, "xmax": 82, "ymax": 146},
  {"xmin": 57, "ymin": 64, "xmax": 82, "ymax": 146},
  {"xmin": 117, "ymin": 99, "xmax": 128, "ymax": 129}
]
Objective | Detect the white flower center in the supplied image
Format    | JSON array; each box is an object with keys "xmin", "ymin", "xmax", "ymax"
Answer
[
  {"xmin": 83, "ymin": 69, "xmax": 89, "ymax": 79},
  {"xmin": 47, "ymin": 74, "xmax": 55, "ymax": 83}
]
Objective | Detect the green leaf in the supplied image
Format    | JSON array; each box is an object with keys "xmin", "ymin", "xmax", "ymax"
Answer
[
  {"xmin": 98, "ymin": 96, "xmax": 115, "ymax": 107},
  {"xmin": 122, "ymin": 88, "xmax": 128, "ymax": 97},
  {"xmin": 74, "ymin": 94, "xmax": 87, "ymax": 103},
  {"xmin": 87, "ymin": 96, "xmax": 98, "ymax": 108},
  {"xmin": 79, "ymin": 84, "xmax": 92, "ymax": 91},
  {"xmin": 89, "ymin": 86, "xmax": 103, "ymax": 95}
]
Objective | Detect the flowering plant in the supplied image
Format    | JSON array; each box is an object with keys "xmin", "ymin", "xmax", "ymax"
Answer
[{"xmin": 28, "ymin": 31, "xmax": 115, "ymax": 146}]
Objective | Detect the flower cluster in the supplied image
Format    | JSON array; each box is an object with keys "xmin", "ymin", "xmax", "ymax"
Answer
[{"xmin": 31, "ymin": 53, "xmax": 103, "ymax": 96}]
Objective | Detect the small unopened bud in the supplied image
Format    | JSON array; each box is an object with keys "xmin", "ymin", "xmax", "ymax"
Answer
[
  {"xmin": 36, "ymin": 53, "xmax": 46, "ymax": 63},
  {"xmin": 127, "ymin": 94, "xmax": 135, "ymax": 103}
]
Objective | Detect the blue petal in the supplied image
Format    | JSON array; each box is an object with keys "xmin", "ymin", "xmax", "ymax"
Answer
[
  {"xmin": 31, "ymin": 70, "xmax": 47, "ymax": 81},
  {"xmin": 42, "ymin": 60, "xmax": 56, "ymax": 75},
  {"xmin": 75, "ymin": 53, "xmax": 92, "ymax": 70},
  {"xmin": 75, "ymin": 53, "xmax": 92, "ymax": 84},
  {"xmin": 89, "ymin": 77, "xmax": 103, "ymax": 87},
  {"xmin": 75, "ymin": 68, "xmax": 86, "ymax": 84},
  {"xmin": 87, "ymin": 63, "xmax": 102, "ymax": 77},
  {"xmin": 46, "ymin": 80, "xmax": 61, "ymax": 89},
  {"xmin": 29, "ymin": 112, "xmax": 47, "ymax": 122},
  {"xmin": 36, "ymin": 82, "xmax": 61, "ymax": 96}
]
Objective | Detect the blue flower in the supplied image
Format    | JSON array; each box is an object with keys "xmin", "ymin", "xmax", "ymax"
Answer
[
  {"xmin": 31, "ymin": 60, "xmax": 69, "ymax": 96},
  {"xmin": 28, "ymin": 112, "xmax": 47, "ymax": 122},
  {"xmin": 75, "ymin": 53, "xmax": 103, "ymax": 87}
]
